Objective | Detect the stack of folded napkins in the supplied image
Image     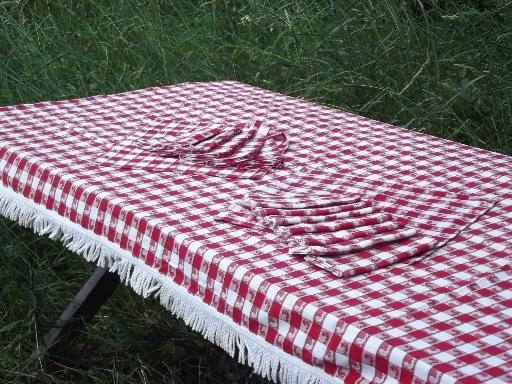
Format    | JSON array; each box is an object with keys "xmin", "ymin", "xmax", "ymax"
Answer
[
  {"xmin": 216, "ymin": 191, "xmax": 440, "ymax": 277},
  {"xmin": 136, "ymin": 119, "xmax": 288, "ymax": 170},
  {"xmin": 94, "ymin": 119, "xmax": 288, "ymax": 179}
]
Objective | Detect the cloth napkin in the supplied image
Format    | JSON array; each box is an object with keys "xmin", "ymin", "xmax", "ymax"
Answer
[
  {"xmin": 215, "ymin": 188, "xmax": 495, "ymax": 277},
  {"xmin": 95, "ymin": 119, "xmax": 288, "ymax": 180}
]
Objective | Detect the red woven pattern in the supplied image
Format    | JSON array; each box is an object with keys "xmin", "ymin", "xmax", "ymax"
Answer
[{"xmin": 1, "ymin": 81, "xmax": 511, "ymax": 383}]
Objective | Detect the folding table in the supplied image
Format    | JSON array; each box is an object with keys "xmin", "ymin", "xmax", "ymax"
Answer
[{"xmin": 1, "ymin": 81, "xmax": 511, "ymax": 384}]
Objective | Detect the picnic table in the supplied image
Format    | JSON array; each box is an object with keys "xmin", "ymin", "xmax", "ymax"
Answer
[{"xmin": 1, "ymin": 81, "xmax": 511, "ymax": 384}]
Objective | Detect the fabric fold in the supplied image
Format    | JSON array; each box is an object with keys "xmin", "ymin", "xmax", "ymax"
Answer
[
  {"xmin": 180, "ymin": 123, "xmax": 245, "ymax": 156},
  {"xmin": 209, "ymin": 123, "xmax": 271, "ymax": 165},
  {"xmin": 136, "ymin": 119, "xmax": 224, "ymax": 157},
  {"xmin": 289, "ymin": 227, "xmax": 418, "ymax": 256},
  {"xmin": 274, "ymin": 212, "xmax": 393, "ymax": 239},
  {"xmin": 310, "ymin": 237, "xmax": 440, "ymax": 278},
  {"xmin": 244, "ymin": 193, "xmax": 361, "ymax": 209},
  {"xmin": 253, "ymin": 200, "xmax": 373, "ymax": 217},
  {"xmin": 262, "ymin": 206, "xmax": 377, "ymax": 228},
  {"xmin": 185, "ymin": 120, "xmax": 269, "ymax": 163},
  {"xmin": 288, "ymin": 220, "xmax": 407, "ymax": 247}
]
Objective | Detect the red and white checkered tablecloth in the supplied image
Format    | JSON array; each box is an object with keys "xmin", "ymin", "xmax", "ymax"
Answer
[{"xmin": 1, "ymin": 81, "xmax": 511, "ymax": 384}]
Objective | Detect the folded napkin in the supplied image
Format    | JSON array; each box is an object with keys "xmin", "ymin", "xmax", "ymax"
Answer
[
  {"xmin": 215, "ymin": 188, "xmax": 495, "ymax": 277},
  {"xmin": 95, "ymin": 119, "xmax": 288, "ymax": 180},
  {"xmin": 303, "ymin": 186, "xmax": 495, "ymax": 277}
]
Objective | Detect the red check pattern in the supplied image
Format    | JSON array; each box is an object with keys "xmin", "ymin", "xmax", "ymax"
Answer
[{"xmin": 1, "ymin": 81, "xmax": 511, "ymax": 383}]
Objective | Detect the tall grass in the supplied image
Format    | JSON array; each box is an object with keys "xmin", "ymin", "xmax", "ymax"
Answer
[{"xmin": 0, "ymin": 1, "xmax": 511, "ymax": 383}]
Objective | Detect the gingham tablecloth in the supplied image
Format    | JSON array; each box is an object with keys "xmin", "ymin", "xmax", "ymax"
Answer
[{"xmin": 1, "ymin": 81, "xmax": 511, "ymax": 384}]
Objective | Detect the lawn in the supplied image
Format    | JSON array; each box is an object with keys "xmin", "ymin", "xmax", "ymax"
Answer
[{"xmin": 0, "ymin": 1, "xmax": 511, "ymax": 383}]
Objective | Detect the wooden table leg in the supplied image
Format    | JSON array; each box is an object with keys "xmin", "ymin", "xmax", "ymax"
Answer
[{"xmin": 38, "ymin": 266, "xmax": 120, "ymax": 356}]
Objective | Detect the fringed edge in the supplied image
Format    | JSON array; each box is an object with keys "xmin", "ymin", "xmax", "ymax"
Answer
[{"xmin": 0, "ymin": 185, "xmax": 339, "ymax": 384}]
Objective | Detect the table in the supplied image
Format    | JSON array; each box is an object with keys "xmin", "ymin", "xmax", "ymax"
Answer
[{"xmin": 1, "ymin": 81, "xmax": 511, "ymax": 384}]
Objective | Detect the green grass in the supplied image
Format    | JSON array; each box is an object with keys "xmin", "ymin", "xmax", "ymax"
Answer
[{"xmin": 0, "ymin": 0, "xmax": 511, "ymax": 383}]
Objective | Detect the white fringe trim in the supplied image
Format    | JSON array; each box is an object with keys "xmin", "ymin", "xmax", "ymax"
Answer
[{"xmin": 0, "ymin": 184, "xmax": 340, "ymax": 384}]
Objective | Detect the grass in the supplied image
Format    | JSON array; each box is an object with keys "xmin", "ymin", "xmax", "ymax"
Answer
[{"xmin": 0, "ymin": 0, "xmax": 511, "ymax": 383}]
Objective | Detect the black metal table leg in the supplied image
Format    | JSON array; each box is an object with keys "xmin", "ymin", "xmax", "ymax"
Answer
[{"xmin": 38, "ymin": 266, "xmax": 120, "ymax": 356}]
